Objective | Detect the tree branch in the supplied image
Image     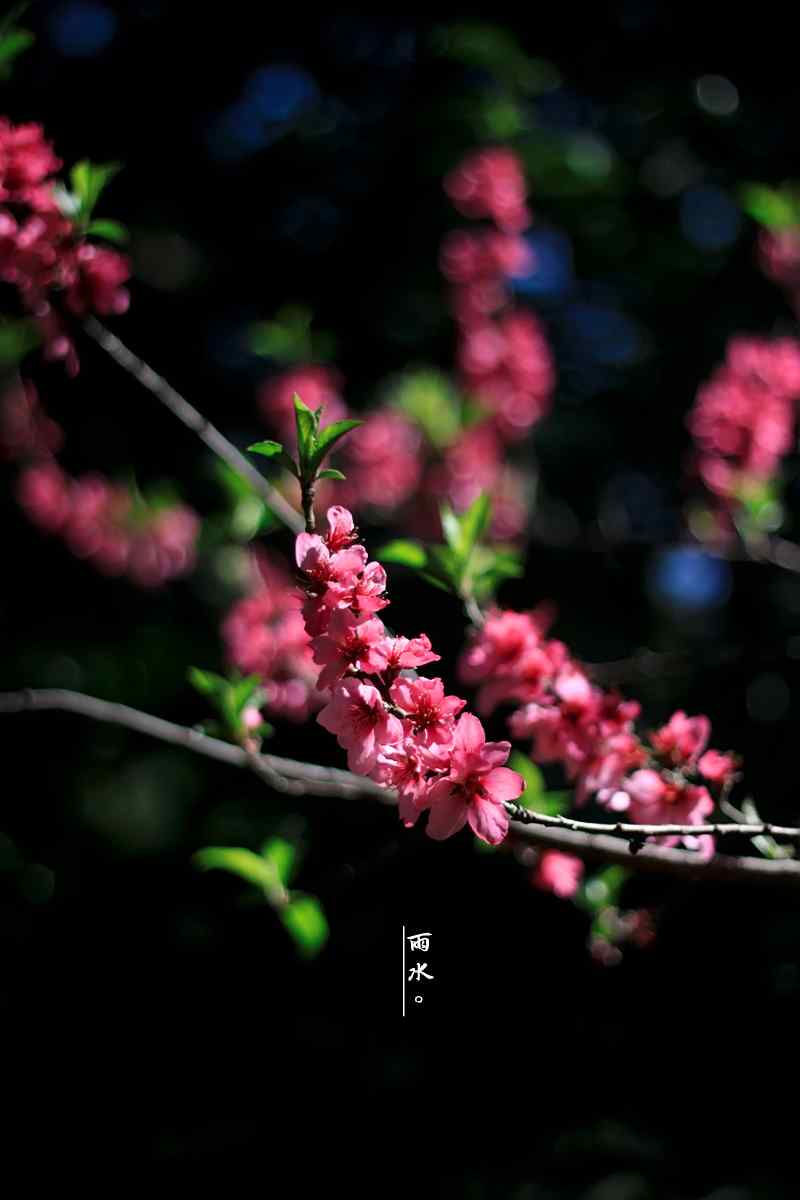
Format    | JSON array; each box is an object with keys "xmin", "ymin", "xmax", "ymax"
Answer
[
  {"xmin": 2, "ymin": 688, "xmax": 799, "ymax": 884},
  {"xmin": 504, "ymin": 800, "xmax": 800, "ymax": 842},
  {"xmin": 82, "ymin": 317, "xmax": 304, "ymax": 534}
]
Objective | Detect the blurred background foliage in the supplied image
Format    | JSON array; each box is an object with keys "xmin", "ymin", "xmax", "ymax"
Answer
[{"xmin": 3, "ymin": 1, "xmax": 800, "ymax": 1191}]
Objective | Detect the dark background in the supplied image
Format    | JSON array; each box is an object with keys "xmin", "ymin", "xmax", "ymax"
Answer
[{"xmin": 2, "ymin": 1, "xmax": 800, "ymax": 1192}]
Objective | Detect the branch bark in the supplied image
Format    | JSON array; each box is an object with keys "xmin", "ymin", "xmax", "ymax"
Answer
[
  {"xmin": 2, "ymin": 688, "xmax": 800, "ymax": 885},
  {"xmin": 82, "ymin": 317, "xmax": 304, "ymax": 534}
]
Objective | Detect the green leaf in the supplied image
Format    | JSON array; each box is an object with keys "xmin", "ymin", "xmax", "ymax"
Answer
[
  {"xmin": 229, "ymin": 675, "xmax": 262, "ymax": 715},
  {"xmin": 438, "ymin": 492, "xmax": 492, "ymax": 578},
  {"xmin": 280, "ymin": 893, "xmax": 329, "ymax": 958},
  {"xmin": 739, "ymin": 183, "xmax": 800, "ymax": 231},
  {"xmin": 262, "ymin": 837, "xmax": 298, "ymax": 887},
  {"xmin": 388, "ymin": 368, "xmax": 462, "ymax": 449},
  {"xmin": 318, "ymin": 468, "xmax": 346, "ymax": 481},
  {"xmin": 425, "ymin": 544, "xmax": 462, "ymax": 591},
  {"xmin": 310, "ymin": 418, "xmax": 363, "ymax": 470},
  {"xmin": 187, "ymin": 666, "xmax": 227, "ymax": 697},
  {"xmin": 293, "ymin": 393, "xmax": 318, "ymax": 474},
  {"xmin": 0, "ymin": 27, "xmax": 33, "ymax": 74},
  {"xmin": 247, "ymin": 439, "xmax": 298, "ymax": 477},
  {"xmin": 509, "ymin": 751, "xmax": 544, "ymax": 805},
  {"xmin": 0, "ymin": 318, "xmax": 40, "ymax": 367},
  {"xmin": 376, "ymin": 539, "xmax": 428, "ymax": 569},
  {"xmin": 69, "ymin": 159, "xmax": 121, "ymax": 223},
  {"xmin": 458, "ymin": 492, "xmax": 492, "ymax": 560},
  {"xmin": 440, "ymin": 504, "xmax": 462, "ymax": 556},
  {"xmin": 247, "ymin": 439, "xmax": 285, "ymax": 458},
  {"xmin": 86, "ymin": 218, "xmax": 129, "ymax": 244},
  {"xmin": 194, "ymin": 847, "xmax": 277, "ymax": 893},
  {"xmin": 247, "ymin": 305, "xmax": 335, "ymax": 365}
]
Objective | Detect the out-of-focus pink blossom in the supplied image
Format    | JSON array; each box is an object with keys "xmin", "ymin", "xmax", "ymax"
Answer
[
  {"xmin": 533, "ymin": 851, "xmax": 584, "ymax": 899},
  {"xmin": 0, "ymin": 120, "xmax": 131, "ymax": 373},
  {"xmin": 0, "ymin": 378, "xmax": 63, "ymax": 461},
  {"xmin": 688, "ymin": 336, "xmax": 800, "ymax": 512},
  {"xmin": 650, "ymin": 710, "xmax": 710, "ymax": 767},
  {"xmin": 222, "ymin": 550, "xmax": 322, "ymax": 723},
  {"xmin": 336, "ymin": 409, "xmax": 423, "ymax": 512},
  {"xmin": 444, "ymin": 147, "xmax": 532, "ymax": 233},
  {"xmin": 257, "ymin": 365, "xmax": 347, "ymax": 447},
  {"xmin": 698, "ymin": 748, "xmax": 737, "ymax": 784},
  {"xmin": 18, "ymin": 463, "xmax": 199, "ymax": 587}
]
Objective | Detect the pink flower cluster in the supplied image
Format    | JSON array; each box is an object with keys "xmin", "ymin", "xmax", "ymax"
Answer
[
  {"xmin": 296, "ymin": 505, "xmax": 524, "ymax": 844},
  {"xmin": 257, "ymin": 365, "xmax": 348, "ymax": 449},
  {"xmin": 441, "ymin": 146, "xmax": 554, "ymax": 445},
  {"xmin": 688, "ymin": 336, "xmax": 800, "ymax": 516},
  {"xmin": 254, "ymin": 147, "xmax": 553, "ymax": 545},
  {"xmin": 444, "ymin": 147, "xmax": 532, "ymax": 233},
  {"xmin": 459, "ymin": 607, "xmax": 738, "ymax": 856},
  {"xmin": 758, "ymin": 228, "xmax": 800, "ymax": 313},
  {"xmin": 2, "ymin": 377, "xmax": 198, "ymax": 586},
  {"xmin": 222, "ymin": 550, "xmax": 323, "ymax": 722},
  {"xmin": 17, "ymin": 460, "xmax": 199, "ymax": 586},
  {"xmin": 0, "ymin": 377, "xmax": 62, "ymax": 460},
  {"xmin": 0, "ymin": 119, "xmax": 130, "ymax": 375}
]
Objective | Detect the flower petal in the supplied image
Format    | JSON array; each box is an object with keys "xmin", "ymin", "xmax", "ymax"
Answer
[
  {"xmin": 484, "ymin": 766, "xmax": 524, "ymax": 803},
  {"xmin": 454, "ymin": 712, "xmax": 485, "ymax": 756},
  {"xmin": 425, "ymin": 787, "xmax": 468, "ymax": 841},
  {"xmin": 467, "ymin": 796, "xmax": 509, "ymax": 846}
]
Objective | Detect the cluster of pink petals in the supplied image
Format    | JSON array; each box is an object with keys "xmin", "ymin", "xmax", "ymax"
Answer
[
  {"xmin": 0, "ymin": 377, "xmax": 62, "ymax": 460},
  {"xmin": 442, "ymin": 147, "xmax": 554, "ymax": 451},
  {"xmin": 257, "ymin": 365, "xmax": 347, "ymax": 449},
  {"xmin": 17, "ymin": 460, "xmax": 199, "ymax": 586},
  {"xmin": 687, "ymin": 335, "xmax": 800, "ymax": 512},
  {"xmin": 413, "ymin": 422, "xmax": 528, "ymax": 543},
  {"xmin": 222, "ymin": 550, "xmax": 323, "ymax": 722},
  {"xmin": 533, "ymin": 850, "xmax": 584, "ymax": 899},
  {"xmin": 335, "ymin": 410, "xmax": 423, "ymax": 513},
  {"xmin": 0, "ymin": 120, "xmax": 130, "ymax": 375},
  {"xmin": 758, "ymin": 228, "xmax": 800, "ymax": 307},
  {"xmin": 253, "ymin": 148, "xmax": 551, "ymax": 547},
  {"xmin": 296, "ymin": 505, "xmax": 524, "ymax": 844},
  {"xmin": 458, "ymin": 312, "xmax": 555, "ymax": 442},
  {"xmin": 444, "ymin": 147, "xmax": 531, "ymax": 233},
  {"xmin": 460, "ymin": 607, "xmax": 738, "ymax": 856}
]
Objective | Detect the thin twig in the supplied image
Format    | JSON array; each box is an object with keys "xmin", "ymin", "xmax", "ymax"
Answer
[
  {"xmin": 504, "ymin": 800, "xmax": 800, "ymax": 842},
  {"xmin": 82, "ymin": 317, "xmax": 304, "ymax": 534},
  {"xmin": 0, "ymin": 688, "xmax": 385, "ymax": 800},
  {"xmin": 507, "ymin": 823, "xmax": 800, "ymax": 886},
  {"xmin": 3, "ymin": 688, "xmax": 800, "ymax": 884}
]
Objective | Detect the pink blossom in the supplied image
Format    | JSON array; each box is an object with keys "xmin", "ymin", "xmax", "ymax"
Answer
[
  {"xmin": 257, "ymin": 365, "xmax": 347, "ymax": 447},
  {"xmin": 294, "ymin": 530, "xmax": 366, "ymax": 584},
  {"xmin": 64, "ymin": 244, "xmax": 130, "ymax": 317},
  {"xmin": 0, "ymin": 378, "xmax": 63, "ymax": 461},
  {"xmin": 389, "ymin": 676, "xmax": 466, "ymax": 747},
  {"xmin": 0, "ymin": 120, "xmax": 61, "ymax": 199},
  {"xmin": 379, "ymin": 633, "xmax": 441, "ymax": 673},
  {"xmin": 444, "ymin": 147, "xmax": 532, "ymax": 233},
  {"xmin": 311, "ymin": 609, "xmax": 388, "ymax": 690},
  {"xmin": 317, "ymin": 678, "xmax": 403, "ymax": 774},
  {"xmin": 371, "ymin": 738, "xmax": 451, "ymax": 827},
  {"xmin": 698, "ymin": 749, "xmax": 737, "ymax": 785},
  {"xmin": 335, "ymin": 409, "xmax": 423, "ymax": 513},
  {"xmin": 422, "ymin": 712, "xmax": 523, "ymax": 844},
  {"xmin": 533, "ymin": 851, "xmax": 584, "ymax": 899},
  {"xmin": 650, "ymin": 711, "xmax": 710, "ymax": 767}
]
